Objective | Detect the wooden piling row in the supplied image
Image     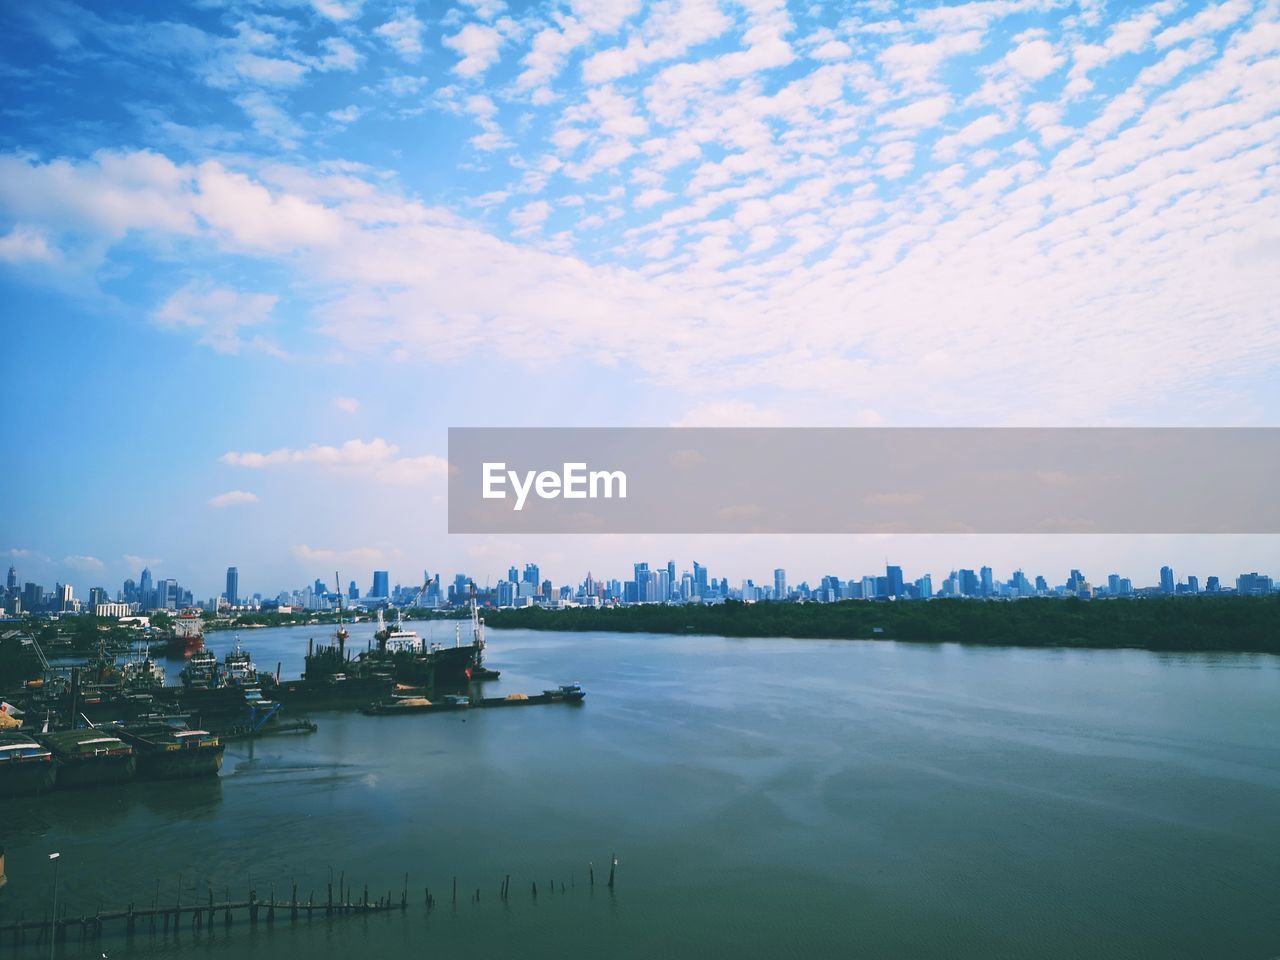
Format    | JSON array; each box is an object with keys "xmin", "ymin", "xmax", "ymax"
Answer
[{"xmin": 2, "ymin": 855, "xmax": 619, "ymax": 946}]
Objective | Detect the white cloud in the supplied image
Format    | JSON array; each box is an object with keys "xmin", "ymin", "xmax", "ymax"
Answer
[
  {"xmin": 64, "ymin": 555, "xmax": 104, "ymax": 571},
  {"xmin": 1005, "ymin": 38, "xmax": 1063, "ymax": 80},
  {"xmin": 444, "ymin": 23, "xmax": 505, "ymax": 78},
  {"xmin": 376, "ymin": 7, "xmax": 425, "ymax": 61},
  {"xmin": 333, "ymin": 396, "xmax": 360, "ymax": 413},
  {"xmin": 311, "ymin": 0, "xmax": 362, "ymax": 21},
  {"xmin": 222, "ymin": 439, "xmax": 448, "ymax": 484},
  {"xmin": 209, "ymin": 490, "xmax": 260, "ymax": 508},
  {"xmin": 154, "ymin": 282, "xmax": 281, "ymax": 355},
  {"xmin": 0, "ymin": 226, "xmax": 56, "ymax": 263}
]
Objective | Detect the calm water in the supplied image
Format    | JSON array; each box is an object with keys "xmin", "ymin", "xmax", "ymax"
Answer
[{"xmin": 4, "ymin": 624, "xmax": 1280, "ymax": 959}]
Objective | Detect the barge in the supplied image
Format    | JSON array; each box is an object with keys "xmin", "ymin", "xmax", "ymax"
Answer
[
  {"xmin": 363, "ymin": 683, "xmax": 585, "ymax": 716},
  {"xmin": 0, "ymin": 731, "xmax": 58, "ymax": 797},
  {"xmin": 110, "ymin": 723, "xmax": 225, "ymax": 780},
  {"xmin": 36, "ymin": 729, "xmax": 136, "ymax": 789}
]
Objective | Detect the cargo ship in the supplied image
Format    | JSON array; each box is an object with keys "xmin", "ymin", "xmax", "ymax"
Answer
[
  {"xmin": 37, "ymin": 728, "xmax": 136, "ymax": 788},
  {"xmin": 163, "ymin": 609, "xmax": 207, "ymax": 658},
  {"xmin": 0, "ymin": 730, "xmax": 58, "ymax": 797},
  {"xmin": 110, "ymin": 722, "xmax": 224, "ymax": 779}
]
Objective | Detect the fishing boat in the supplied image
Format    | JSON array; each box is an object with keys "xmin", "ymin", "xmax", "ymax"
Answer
[{"xmin": 0, "ymin": 730, "xmax": 58, "ymax": 797}]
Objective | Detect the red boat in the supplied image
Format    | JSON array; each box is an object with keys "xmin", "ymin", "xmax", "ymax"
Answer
[{"xmin": 163, "ymin": 610, "xmax": 206, "ymax": 658}]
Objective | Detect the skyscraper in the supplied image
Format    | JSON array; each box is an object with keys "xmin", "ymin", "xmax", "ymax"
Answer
[
  {"xmin": 979, "ymin": 566, "xmax": 993, "ymax": 598},
  {"xmin": 774, "ymin": 568, "xmax": 787, "ymax": 601},
  {"xmin": 1160, "ymin": 566, "xmax": 1175, "ymax": 594},
  {"xmin": 139, "ymin": 567, "xmax": 153, "ymax": 608},
  {"xmin": 226, "ymin": 566, "xmax": 239, "ymax": 606},
  {"xmin": 886, "ymin": 564, "xmax": 904, "ymax": 598},
  {"xmin": 372, "ymin": 570, "xmax": 390, "ymax": 598}
]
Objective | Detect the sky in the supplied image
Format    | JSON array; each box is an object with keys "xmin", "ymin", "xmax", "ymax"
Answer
[{"xmin": 1, "ymin": 0, "xmax": 1277, "ymax": 599}]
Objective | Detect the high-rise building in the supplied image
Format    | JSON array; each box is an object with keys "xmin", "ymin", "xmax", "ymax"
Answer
[
  {"xmin": 348, "ymin": 580, "xmax": 359, "ymax": 600},
  {"xmin": 226, "ymin": 566, "xmax": 239, "ymax": 606},
  {"xmin": 979, "ymin": 566, "xmax": 993, "ymax": 598},
  {"xmin": 915, "ymin": 574, "xmax": 933, "ymax": 599},
  {"xmin": 666, "ymin": 561, "xmax": 676, "ymax": 598},
  {"xmin": 139, "ymin": 567, "xmax": 154, "ymax": 608},
  {"xmin": 1236, "ymin": 572, "xmax": 1274, "ymax": 596},
  {"xmin": 1206, "ymin": 576, "xmax": 1220, "ymax": 592},
  {"xmin": 371, "ymin": 570, "xmax": 390, "ymax": 598},
  {"xmin": 886, "ymin": 565, "xmax": 904, "ymax": 598},
  {"xmin": 1160, "ymin": 566, "xmax": 1175, "ymax": 594},
  {"xmin": 773, "ymin": 568, "xmax": 787, "ymax": 600},
  {"xmin": 692, "ymin": 562, "xmax": 708, "ymax": 598}
]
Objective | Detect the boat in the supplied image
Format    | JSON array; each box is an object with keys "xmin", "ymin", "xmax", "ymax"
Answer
[
  {"xmin": 120, "ymin": 647, "xmax": 165, "ymax": 690},
  {"xmin": 263, "ymin": 600, "xmax": 393, "ymax": 708},
  {"xmin": 0, "ymin": 730, "xmax": 58, "ymax": 797},
  {"xmin": 163, "ymin": 609, "xmax": 206, "ymax": 658},
  {"xmin": 36, "ymin": 728, "xmax": 136, "ymax": 789},
  {"xmin": 110, "ymin": 722, "xmax": 224, "ymax": 780},
  {"xmin": 363, "ymin": 683, "xmax": 585, "ymax": 716},
  {"xmin": 179, "ymin": 649, "xmax": 220, "ymax": 688},
  {"xmin": 362, "ymin": 693, "xmax": 471, "ymax": 716},
  {"xmin": 222, "ymin": 638, "xmax": 257, "ymax": 685}
]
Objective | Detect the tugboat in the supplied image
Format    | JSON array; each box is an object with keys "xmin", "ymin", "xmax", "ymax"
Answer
[
  {"xmin": 179, "ymin": 649, "xmax": 220, "ymax": 688},
  {"xmin": 111, "ymin": 722, "xmax": 224, "ymax": 779},
  {"xmin": 0, "ymin": 730, "xmax": 58, "ymax": 797},
  {"xmin": 222, "ymin": 638, "xmax": 257, "ymax": 685},
  {"xmin": 36, "ymin": 728, "xmax": 136, "ymax": 788}
]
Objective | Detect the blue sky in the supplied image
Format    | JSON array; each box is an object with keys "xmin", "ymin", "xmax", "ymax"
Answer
[{"xmin": 1, "ymin": 0, "xmax": 1277, "ymax": 598}]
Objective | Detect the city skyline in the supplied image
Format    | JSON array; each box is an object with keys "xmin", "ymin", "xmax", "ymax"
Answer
[
  {"xmin": 7, "ymin": 552, "xmax": 1276, "ymax": 615},
  {"xmin": 3, "ymin": 0, "xmax": 1278, "ymax": 591}
]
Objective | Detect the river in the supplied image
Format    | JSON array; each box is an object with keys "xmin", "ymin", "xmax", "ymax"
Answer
[{"xmin": 4, "ymin": 623, "xmax": 1279, "ymax": 959}]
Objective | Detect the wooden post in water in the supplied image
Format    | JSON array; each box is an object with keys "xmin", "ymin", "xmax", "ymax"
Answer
[
  {"xmin": 402, "ymin": 873, "xmax": 408, "ymax": 910},
  {"xmin": 608, "ymin": 854, "xmax": 616, "ymax": 890},
  {"xmin": 292, "ymin": 882, "xmax": 298, "ymax": 922},
  {"xmin": 589, "ymin": 862, "xmax": 594, "ymax": 887},
  {"xmin": 249, "ymin": 890, "xmax": 258, "ymax": 925}
]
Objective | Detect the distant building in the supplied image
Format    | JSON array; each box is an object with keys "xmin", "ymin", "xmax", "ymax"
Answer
[
  {"xmin": 774, "ymin": 568, "xmax": 787, "ymax": 601},
  {"xmin": 1160, "ymin": 566, "xmax": 1175, "ymax": 594},
  {"xmin": 94, "ymin": 602, "xmax": 132, "ymax": 618},
  {"xmin": 371, "ymin": 570, "xmax": 390, "ymax": 598},
  {"xmin": 1236, "ymin": 572, "xmax": 1274, "ymax": 596},
  {"xmin": 226, "ymin": 567, "xmax": 239, "ymax": 606}
]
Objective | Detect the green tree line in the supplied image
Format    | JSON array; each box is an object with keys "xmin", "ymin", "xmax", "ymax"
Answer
[{"xmin": 483, "ymin": 596, "xmax": 1280, "ymax": 653}]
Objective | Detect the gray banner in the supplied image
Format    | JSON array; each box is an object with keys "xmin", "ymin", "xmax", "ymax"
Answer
[{"xmin": 447, "ymin": 428, "xmax": 1280, "ymax": 534}]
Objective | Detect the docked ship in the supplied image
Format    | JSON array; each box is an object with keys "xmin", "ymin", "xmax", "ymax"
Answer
[
  {"xmin": 110, "ymin": 722, "xmax": 224, "ymax": 779},
  {"xmin": 0, "ymin": 730, "xmax": 58, "ymax": 797},
  {"xmin": 163, "ymin": 609, "xmax": 206, "ymax": 658},
  {"xmin": 36, "ymin": 728, "xmax": 136, "ymax": 788},
  {"xmin": 265, "ymin": 607, "xmax": 392, "ymax": 709},
  {"xmin": 367, "ymin": 600, "xmax": 498, "ymax": 687}
]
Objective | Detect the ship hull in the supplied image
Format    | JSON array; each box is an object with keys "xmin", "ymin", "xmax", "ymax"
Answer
[
  {"xmin": 136, "ymin": 745, "xmax": 224, "ymax": 780},
  {"xmin": 0, "ymin": 759, "xmax": 58, "ymax": 797},
  {"xmin": 55, "ymin": 753, "xmax": 137, "ymax": 789},
  {"xmin": 269, "ymin": 676, "xmax": 392, "ymax": 710}
]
